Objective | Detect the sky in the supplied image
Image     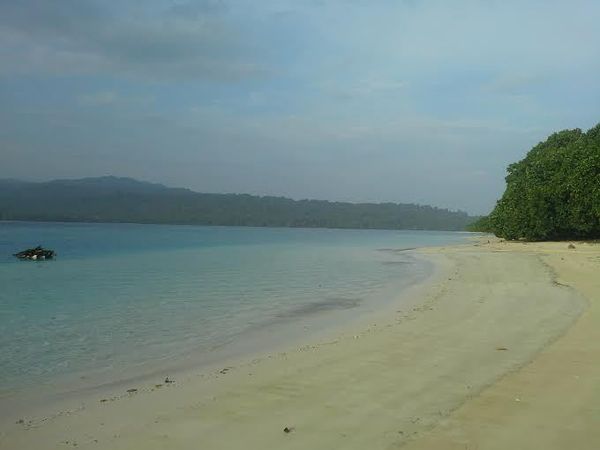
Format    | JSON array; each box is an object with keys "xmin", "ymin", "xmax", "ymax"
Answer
[{"xmin": 1, "ymin": 0, "xmax": 599, "ymax": 215}]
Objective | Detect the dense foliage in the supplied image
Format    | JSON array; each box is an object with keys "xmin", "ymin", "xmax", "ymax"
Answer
[
  {"xmin": 465, "ymin": 215, "xmax": 492, "ymax": 233},
  {"xmin": 0, "ymin": 177, "xmax": 476, "ymax": 231},
  {"xmin": 484, "ymin": 123, "xmax": 600, "ymax": 240}
]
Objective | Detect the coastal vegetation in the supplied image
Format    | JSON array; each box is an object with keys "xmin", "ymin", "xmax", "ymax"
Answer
[
  {"xmin": 0, "ymin": 177, "xmax": 475, "ymax": 231},
  {"xmin": 471, "ymin": 123, "xmax": 600, "ymax": 241}
]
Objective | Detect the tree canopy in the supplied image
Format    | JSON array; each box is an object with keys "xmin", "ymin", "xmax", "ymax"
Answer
[{"xmin": 472, "ymin": 123, "xmax": 600, "ymax": 241}]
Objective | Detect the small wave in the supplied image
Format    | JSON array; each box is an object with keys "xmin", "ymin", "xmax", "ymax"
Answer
[{"xmin": 376, "ymin": 247, "xmax": 416, "ymax": 253}]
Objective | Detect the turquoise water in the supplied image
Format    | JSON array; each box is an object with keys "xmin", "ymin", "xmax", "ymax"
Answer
[{"xmin": 0, "ymin": 222, "xmax": 468, "ymax": 398}]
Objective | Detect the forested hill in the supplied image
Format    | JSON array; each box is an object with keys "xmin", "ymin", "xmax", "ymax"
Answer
[{"xmin": 0, "ymin": 177, "xmax": 475, "ymax": 231}]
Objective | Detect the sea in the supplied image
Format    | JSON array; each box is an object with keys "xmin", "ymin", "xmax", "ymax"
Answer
[{"xmin": 0, "ymin": 222, "xmax": 469, "ymax": 409}]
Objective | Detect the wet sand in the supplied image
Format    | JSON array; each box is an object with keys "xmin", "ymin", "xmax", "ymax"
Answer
[{"xmin": 1, "ymin": 239, "xmax": 598, "ymax": 450}]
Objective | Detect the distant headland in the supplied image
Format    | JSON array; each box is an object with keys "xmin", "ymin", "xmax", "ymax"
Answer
[{"xmin": 0, "ymin": 176, "xmax": 476, "ymax": 231}]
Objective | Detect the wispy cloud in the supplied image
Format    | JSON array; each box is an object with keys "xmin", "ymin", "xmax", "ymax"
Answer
[
  {"xmin": 483, "ymin": 74, "xmax": 543, "ymax": 96},
  {"xmin": 77, "ymin": 91, "xmax": 119, "ymax": 106}
]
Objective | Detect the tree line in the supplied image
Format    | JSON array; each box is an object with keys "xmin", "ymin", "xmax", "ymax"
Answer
[{"xmin": 0, "ymin": 176, "xmax": 476, "ymax": 231}]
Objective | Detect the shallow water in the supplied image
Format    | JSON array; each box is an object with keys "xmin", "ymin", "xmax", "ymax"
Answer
[{"xmin": 0, "ymin": 222, "xmax": 468, "ymax": 397}]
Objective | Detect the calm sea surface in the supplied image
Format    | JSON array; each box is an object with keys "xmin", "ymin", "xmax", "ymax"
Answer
[{"xmin": 0, "ymin": 222, "xmax": 468, "ymax": 399}]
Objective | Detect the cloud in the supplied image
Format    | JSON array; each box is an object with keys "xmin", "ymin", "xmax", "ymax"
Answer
[
  {"xmin": 168, "ymin": 0, "xmax": 228, "ymax": 17},
  {"xmin": 77, "ymin": 91, "xmax": 119, "ymax": 106},
  {"xmin": 0, "ymin": 0, "xmax": 266, "ymax": 80},
  {"xmin": 1, "ymin": 0, "xmax": 599, "ymax": 216},
  {"xmin": 321, "ymin": 77, "xmax": 408, "ymax": 100},
  {"xmin": 482, "ymin": 74, "xmax": 544, "ymax": 96}
]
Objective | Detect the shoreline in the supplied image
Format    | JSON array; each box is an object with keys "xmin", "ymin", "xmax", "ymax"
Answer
[
  {"xmin": 0, "ymin": 246, "xmax": 446, "ymax": 427},
  {"xmin": 2, "ymin": 239, "xmax": 598, "ymax": 449}
]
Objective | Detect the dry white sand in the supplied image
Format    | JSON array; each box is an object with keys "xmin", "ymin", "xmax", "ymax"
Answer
[
  {"xmin": 404, "ymin": 240, "xmax": 600, "ymax": 450},
  {"xmin": 1, "ymin": 239, "xmax": 598, "ymax": 450}
]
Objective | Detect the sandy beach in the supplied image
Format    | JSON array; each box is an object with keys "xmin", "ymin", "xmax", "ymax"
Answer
[{"xmin": 2, "ymin": 239, "xmax": 599, "ymax": 450}]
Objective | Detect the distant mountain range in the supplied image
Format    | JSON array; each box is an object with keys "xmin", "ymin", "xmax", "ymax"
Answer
[{"xmin": 0, "ymin": 176, "xmax": 476, "ymax": 231}]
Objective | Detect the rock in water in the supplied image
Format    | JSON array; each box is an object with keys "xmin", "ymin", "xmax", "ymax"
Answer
[{"xmin": 14, "ymin": 246, "xmax": 56, "ymax": 261}]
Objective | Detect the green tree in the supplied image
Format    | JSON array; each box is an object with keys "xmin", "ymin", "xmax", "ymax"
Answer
[{"xmin": 488, "ymin": 124, "xmax": 600, "ymax": 241}]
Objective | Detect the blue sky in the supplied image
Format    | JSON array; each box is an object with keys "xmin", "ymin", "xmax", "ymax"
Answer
[{"xmin": 1, "ymin": 0, "xmax": 599, "ymax": 214}]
